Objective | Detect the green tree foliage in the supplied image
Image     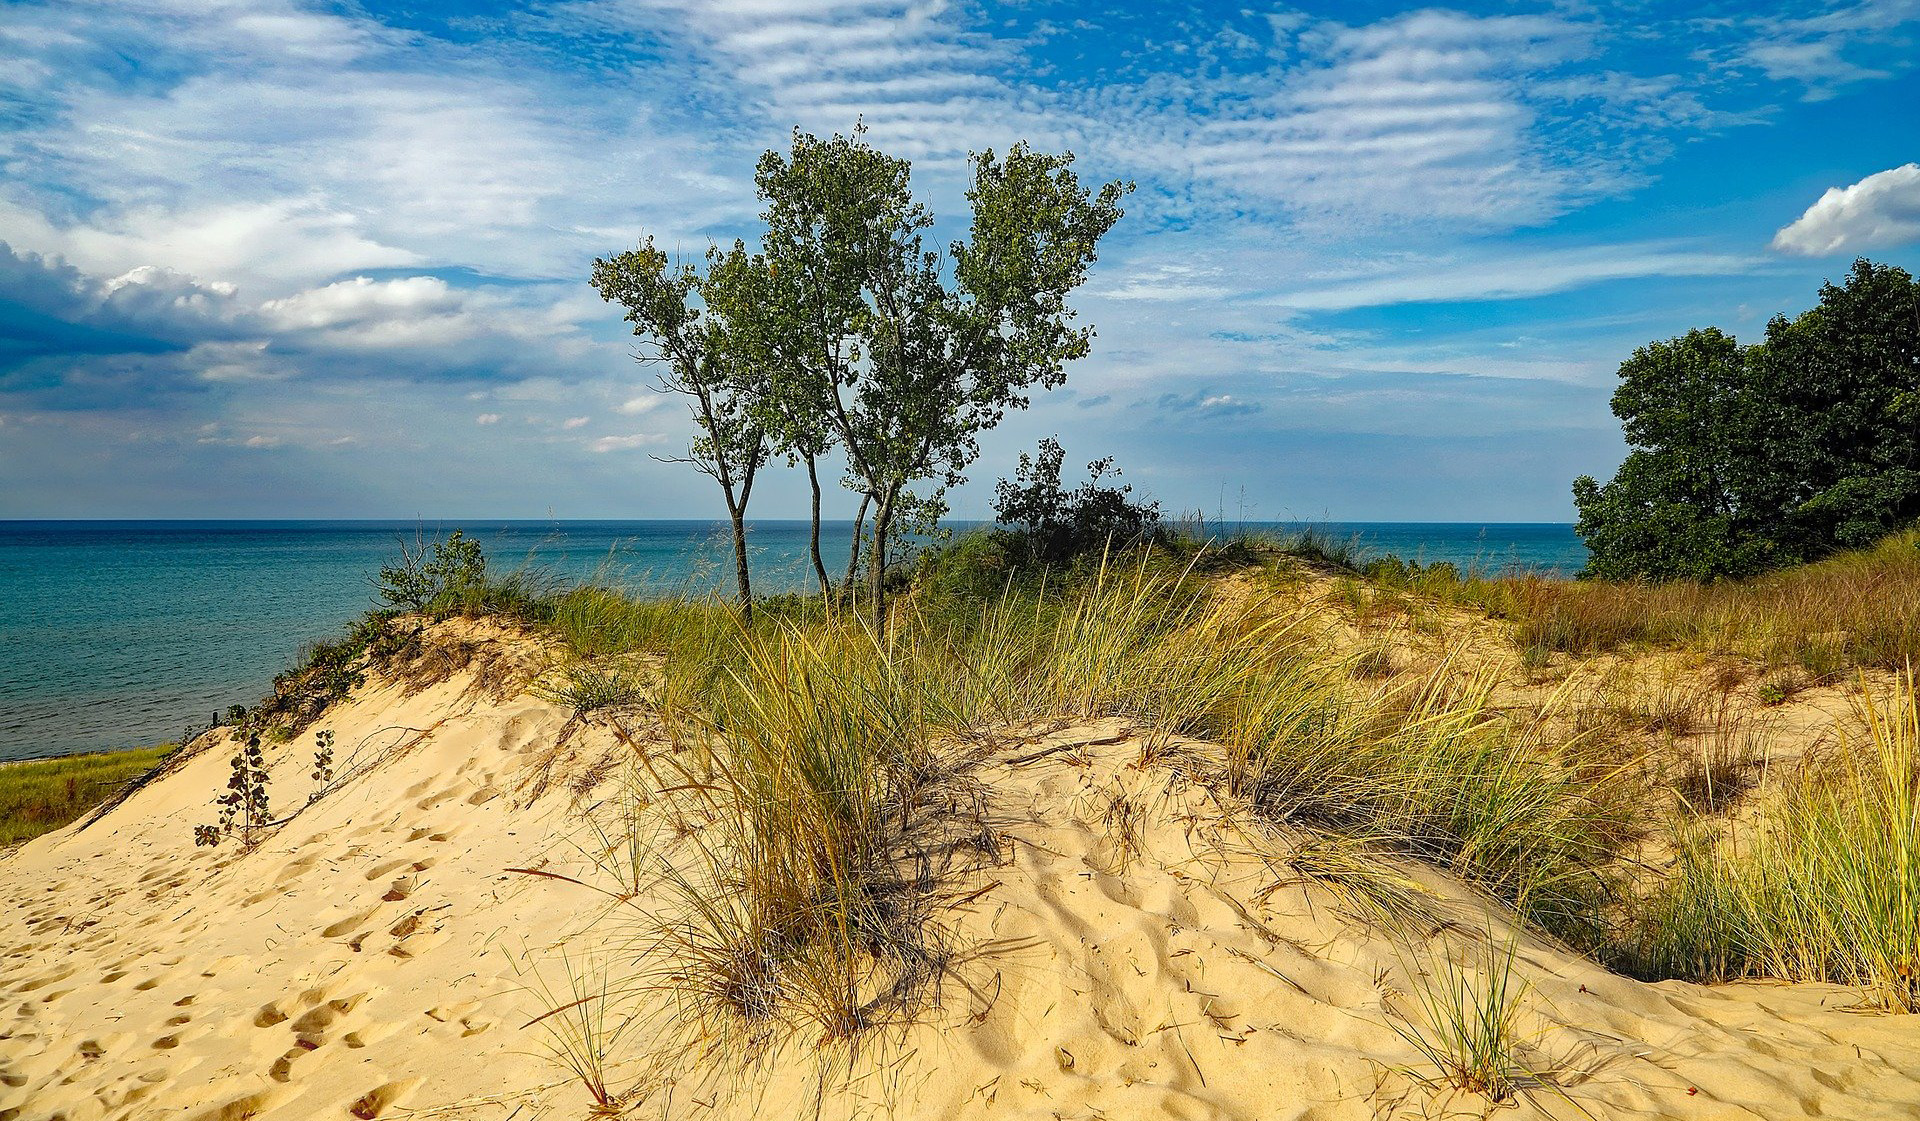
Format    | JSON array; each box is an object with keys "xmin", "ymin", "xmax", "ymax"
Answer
[
  {"xmin": 1576, "ymin": 259, "xmax": 1920, "ymax": 581},
  {"xmin": 591, "ymin": 240, "xmax": 772, "ymax": 619},
  {"xmin": 993, "ymin": 437, "xmax": 1160, "ymax": 566},
  {"xmin": 754, "ymin": 127, "xmax": 1130, "ymax": 630}
]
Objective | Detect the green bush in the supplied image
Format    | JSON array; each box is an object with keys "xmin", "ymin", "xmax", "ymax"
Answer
[
  {"xmin": 377, "ymin": 529, "xmax": 489, "ymax": 611},
  {"xmin": 991, "ymin": 437, "xmax": 1161, "ymax": 568}
]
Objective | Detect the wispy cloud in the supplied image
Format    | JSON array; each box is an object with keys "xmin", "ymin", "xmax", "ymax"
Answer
[
  {"xmin": 1267, "ymin": 243, "xmax": 1768, "ymax": 311},
  {"xmin": 1723, "ymin": 0, "xmax": 1920, "ymax": 100}
]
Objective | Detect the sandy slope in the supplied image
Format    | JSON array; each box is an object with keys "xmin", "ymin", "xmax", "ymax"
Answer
[{"xmin": 5, "ymin": 627, "xmax": 1919, "ymax": 1121}]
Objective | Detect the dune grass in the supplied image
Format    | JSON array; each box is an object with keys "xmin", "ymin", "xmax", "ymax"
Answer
[
  {"xmin": 1621, "ymin": 672, "xmax": 1920, "ymax": 1011},
  {"xmin": 1390, "ymin": 932, "xmax": 1533, "ymax": 1103},
  {"xmin": 0, "ymin": 744, "xmax": 176, "ymax": 846}
]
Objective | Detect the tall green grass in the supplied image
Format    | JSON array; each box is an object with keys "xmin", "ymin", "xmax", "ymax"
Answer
[
  {"xmin": 0, "ymin": 744, "xmax": 176, "ymax": 846},
  {"xmin": 606, "ymin": 620, "xmax": 960, "ymax": 1082}
]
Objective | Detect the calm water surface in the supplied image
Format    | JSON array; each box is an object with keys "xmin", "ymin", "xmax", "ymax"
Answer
[{"xmin": 0, "ymin": 520, "xmax": 1582, "ymax": 760}]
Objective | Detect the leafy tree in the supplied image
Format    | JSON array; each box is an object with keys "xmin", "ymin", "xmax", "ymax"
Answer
[
  {"xmin": 993, "ymin": 437, "xmax": 1160, "ymax": 566},
  {"xmin": 1575, "ymin": 259, "xmax": 1920, "ymax": 581},
  {"xmin": 755, "ymin": 127, "xmax": 1130, "ymax": 630},
  {"xmin": 592, "ymin": 239, "xmax": 771, "ymax": 619}
]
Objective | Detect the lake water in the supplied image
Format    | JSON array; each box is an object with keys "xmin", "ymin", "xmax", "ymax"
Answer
[{"xmin": 0, "ymin": 520, "xmax": 1583, "ymax": 761}]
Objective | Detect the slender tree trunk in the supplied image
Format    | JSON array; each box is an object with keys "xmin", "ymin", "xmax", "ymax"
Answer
[
  {"xmin": 869, "ymin": 493, "xmax": 894, "ymax": 636},
  {"xmin": 804, "ymin": 453, "xmax": 830, "ymax": 598},
  {"xmin": 729, "ymin": 507, "xmax": 753, "ymax": 625},
  {"xmin": 843, "ymin": 492, "xmax": 870, "ymax": 599}
]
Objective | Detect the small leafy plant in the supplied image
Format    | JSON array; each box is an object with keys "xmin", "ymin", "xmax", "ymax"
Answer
[
  {"xmin": 196, "ymin": 733, "xmax": 273, "ymax": 848},
  {"xmin": 308, "ymin": 729, "xmax": 335, "ymax": 804}
]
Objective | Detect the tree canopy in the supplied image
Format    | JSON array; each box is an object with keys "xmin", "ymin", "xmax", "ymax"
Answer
[
  {"xmin": 753, "ymin": 127, "xmax": 1130, "ymax": 629},
  {"xmin": 1575, "ymin": 258, "xmax": 1920, "ymax": 581},
  {"xmin": 592, "ymin": 127, "xmax": 1128, "ymax": 628}
]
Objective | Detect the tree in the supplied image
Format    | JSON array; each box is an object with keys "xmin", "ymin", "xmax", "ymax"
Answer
[
  {"xmin": 755, "ymin": 128, "xmax": 1130, "ymax": 631},
  {"xmin": 591, "ymin": 239, "xmax": 771, "ymax": 619},
  {"xmin": 1575, "ymin": 259, "xmax": 1920, "ymax": 581}
]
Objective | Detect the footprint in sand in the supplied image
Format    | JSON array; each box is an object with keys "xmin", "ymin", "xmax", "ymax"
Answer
[
  {"xmin": 321, "ymin": 907, "xmax": 383, "ymax": 940},
  {"xmin": 347, "ymin": 1078, "xmax": 421, "ymax": 1119}
]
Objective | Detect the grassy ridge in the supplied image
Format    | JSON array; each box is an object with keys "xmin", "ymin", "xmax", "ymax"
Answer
[
  {"xmin": 0, "ymin": 744, "xmax": 175, "ymax": 847},
  {"xmin": 1366, "ymin": 528, "xmax": 1920, "ymax": 673},
  {"xmin": 104, "ymin": 523, "xmax": 1920, "ymax": 1106}
]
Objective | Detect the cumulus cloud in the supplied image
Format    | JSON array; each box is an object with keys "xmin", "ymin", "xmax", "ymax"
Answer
[
  {"xmin": 1771, "ymin": 164, "xmax": 1920, "ymax": 256},
  {"xmin": 475, "ymin": 413, "xmax": 501, "ymax": 425},
  {"xmin": 259, "ymin": 277, "xmax": 462, "ymax": 331}
]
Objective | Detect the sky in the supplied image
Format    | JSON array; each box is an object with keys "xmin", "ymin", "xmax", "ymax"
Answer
[{"xmin": 2, "ymin": 0, "xmax": 1918, "ymax": 523}]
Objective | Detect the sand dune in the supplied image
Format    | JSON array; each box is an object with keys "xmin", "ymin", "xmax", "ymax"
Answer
[{"xmin": 5, "ymin": 624, "xmax": 1918, "ymax": 1121}]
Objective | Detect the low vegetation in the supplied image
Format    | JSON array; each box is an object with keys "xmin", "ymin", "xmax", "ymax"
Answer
[
  {"xmin": 1389, "ymin": 933, "xmax": 1534, "ymax": 1103},
  {"xmin": 1363, "ymin": 527, "xmax": 1920, "ymax": 674},
  {"xmin": 0, "ymin": 744, "xmax": 174, "ymax": 846},
  {"xmin": 1625, "ymin": 673, "xmax": 1920, "ymax": 1012}
]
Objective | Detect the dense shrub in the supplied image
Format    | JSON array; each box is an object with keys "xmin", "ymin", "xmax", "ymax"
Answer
[
  {"xmin": 991, "ymin": 437, "xmax": 1161, "ymax": 567},
  {"xmin": 376, "ymin": 529, "xmax": 489, "ymax": 611}
]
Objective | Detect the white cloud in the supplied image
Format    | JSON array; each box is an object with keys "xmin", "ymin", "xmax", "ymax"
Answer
[
  {"xmin": 615, "ymin": 395, "xmax": 662, "ymax": 416},
  {"xmin": 562, "ymin": 415, "xmax": 590, "ymax": 429},
  {"xmin": 1771, "ymin": 163, "xmax": 1920, "ymax": 256},
  {"xmin": 589, "ymin": 432, "xmax": 668, "ymax": 452},
  {"xmin": 1268, "ymin": 243, "xmax": 1764, "ymax": 310},
  {"xmin": 475, "ymin": 413, "xmax": 501, "ymax": 425},
  {"xmin": 259, "ymin": 276, "xmax": 460, "ymax": 330}
]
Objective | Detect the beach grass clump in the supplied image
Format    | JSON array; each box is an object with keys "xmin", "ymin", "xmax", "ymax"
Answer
[
  {"xmin": 547, "ymin": 587, "xmax": 730, "ymax": 661},
  {"xmin": 1390, "ymin": 932, "xmax": 1533, "ymax": 1103},
  {"xmin": 0, "ymin": 744, "xmax": 176, "ymax": 846},
  {"xmin": 1226, "ymin": 664, "xmax": 1634, "ymax": 941},
  {"xmin": 632, "ymin": 621, "xmax": 959, "ymax": 1068},
  {"xmin": 1622, "ymin": 673, "xmax": 1920, "ymax": 1011},
  {"xmin": 537, "ymin": 662, "xmax": 652, "ymax": 716}
]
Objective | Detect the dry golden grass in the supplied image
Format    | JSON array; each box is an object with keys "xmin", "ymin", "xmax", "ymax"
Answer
[{"xmin": 1408, "ymin": 529, "xmax": 1920, "ymax": 674}]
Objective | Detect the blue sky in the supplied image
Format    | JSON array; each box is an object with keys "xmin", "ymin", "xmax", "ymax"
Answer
[{"xmin": 2, "ymin": 0, "xmax": 1917, "ymax": 521}]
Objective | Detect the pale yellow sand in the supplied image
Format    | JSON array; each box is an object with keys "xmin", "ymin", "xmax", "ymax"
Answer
[{"xmin": 5, "ymin": 628, "xmax": 1918, "ymax": 1121}]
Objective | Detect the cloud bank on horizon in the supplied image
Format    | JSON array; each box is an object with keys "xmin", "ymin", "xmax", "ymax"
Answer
[{"xmin": 1, "ymin": 0, "xmax": 1917, "ymax": 521}]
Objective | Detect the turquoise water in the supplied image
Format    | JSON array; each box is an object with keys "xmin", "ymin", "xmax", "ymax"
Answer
[{"xmin": 0, "ymin": 520, "xmax": 1582, "ymax": 761}]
